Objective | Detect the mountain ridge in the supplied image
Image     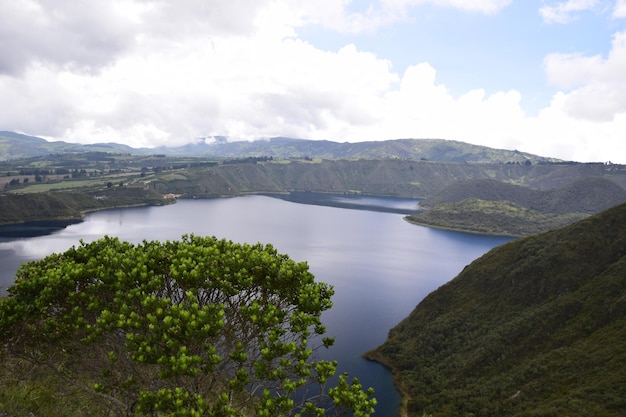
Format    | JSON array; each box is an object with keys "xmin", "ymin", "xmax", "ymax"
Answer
[
  {"xmin": 3, "ymin": 131, "xmax": 626, "ymax": 235},
  {"xmin": 405, "ymin": 176, "xmax": 626, "ymax": 236},
  {"xmin": 368, "ymin": 202, "xmax": 626, "ymax": 416},
  {"xmin": 0, "ymin": 131, "xmax": 564, "ymax": 164}
]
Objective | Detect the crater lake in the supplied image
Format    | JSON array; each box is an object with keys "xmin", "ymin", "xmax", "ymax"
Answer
[{"xmin": 0, "ymin": 194, "xmax": 512, "ymax": 416}]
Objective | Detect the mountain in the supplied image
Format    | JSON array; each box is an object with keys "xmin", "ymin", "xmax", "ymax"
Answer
[
  {"xmin": 0, "ymin": 131, "xmax": 138, "ymax": 159},
  {"xmin": 153, "ymin": 137, "xmax": 563, "ymax": 164},
  {"xmin": 367, "ymin": 202, "xmax": 626, "ymax": 417},
  {"xmin": 0, "ymin": 131, "xmax": 562, "ymax": 164},
  {"xmin": 406, "ymin": 177, "xmax": 626, "ymax": 236},
  {"xmin": 3, "ymin": 131, "xmax": 626, "ymax": 235}
]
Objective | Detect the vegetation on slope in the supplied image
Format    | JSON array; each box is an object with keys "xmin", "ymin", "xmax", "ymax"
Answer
[
  {"xmin": 2, "ymin": 149, "xmax": 626, "ymax": 235},
  {"xmin": 0, "ymin": 131, "xmax": 137, "ymax": 159},
  {"xmin": 145, "ymin": 159, "xmax": 626, "ymax": 201},
  {"xmin": 368, "ymin": 202, "xmax": 626, "ymax": 417},
  {"xmin": 0, "ymin": 187, "xmax": 170, "ymax": 225},
  {"xmin": 419, "ymin": 177, "xmax": 626, "ymax": 214},
  {"xmin": 406, "ymin": 199, "xmax": 587, "ymax": 236},
  {"xmin": 155, "ymin": 137, "xmax": 563, "ymax": 164},
  {"xmin": 1, "ymin": 131, "xmax": 563, "ymax": 164},
  {"xmin": 407, "ymin": 177, "xmax": 626, "ymax": 236}
]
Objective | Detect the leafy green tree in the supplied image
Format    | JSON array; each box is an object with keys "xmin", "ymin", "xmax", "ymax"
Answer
[{"xmin": 0, "ymin": 235, "xmax": 375, "ymax": 417}]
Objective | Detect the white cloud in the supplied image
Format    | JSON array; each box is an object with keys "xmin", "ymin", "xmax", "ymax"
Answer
[
  {"xmin": 529, "ymin": 93, "xmax": 626, "ymax": 162},
  {"xmin": 379, "ymin": 0, "xmax": 511, "ymax": 14},
  {"xmin": 0, "ymin": 64, "xmax": 81, "ymax": 135},
  {"xmin": 0, "ymin": 0, "xmax": 137, "ymax": 75},
  {"xmin": 539, "ymin": 0, "xmax": 600, "ymax": 24},
  {"xmin": 614, "ymin": 0, "xmax": 626, "ymax": 17},
  {"xmin": 343, "ymin": 63, "xmax": 528, "ymax": 152},
  {"xmin": 285, "ymin": 0, "xmax": 512, "ymax": 34},
  {"xmin": 289, "ymin": 0, "xmax": 399, "ymax": 34},
  {"xmin": 415, "ymin": 0, "xmax": 512, "ymax": 14},
  {"xmin": 544, "ymin": 29, "xmax": 626, "ymax": 121},
  {"xmin": 1, "ymin": 0, "xmax": 625, "ymax": 163},
  {"xmin": 0, "ymin": 0, "xmax": 274, "ymax": 76},
  {"xmin": 0, "ymin": 0, "xmax": 514, "ymax": 76},
  {"xmin": 1, "ymin": 23, "xmax": 398, "ymax": 147},
  {"xmin": 136, "ymin": 0, "xmax": 271, "ymax": 39}
]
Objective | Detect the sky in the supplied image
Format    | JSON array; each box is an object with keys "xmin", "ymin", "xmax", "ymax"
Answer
[{"xmin": 1, "ymin": 0, "xmax": 625, "ymax": 163}]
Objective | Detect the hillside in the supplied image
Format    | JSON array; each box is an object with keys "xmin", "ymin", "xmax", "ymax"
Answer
[
  {"xmin": 407, "ymin": 177, "xmax": 626, "ymax": 236},
  {"xmin": 0, "ymin": 131, "xmax": 562, "ymax": 164},
  {"xmin": 367, "ymin": 202, "xmax": 626, "ymax": 417},
  {"xmin": 140, "ymin": 159, "xmax": 626, "ymax": 199},
  {"xmin": 154, "ymin": 137, "xmax": 563, "ymax": 164},
  {"xmin": 419, "ymin": 177, "xmax": 626, "ymax": 214},
  {"xmin": 0, "ymin": 188, "xmax": 170, "ymax": 226},
  {"xmin": 0, "ymin": 131, "xmax": 138, "ymax": 159},
  {"xmin": 2, "ymin": 138, "xmax": 625, "ymax": 235},
  {"xmin": 2, "ymin": 151, "xmax": 626, "ymax": 234}
]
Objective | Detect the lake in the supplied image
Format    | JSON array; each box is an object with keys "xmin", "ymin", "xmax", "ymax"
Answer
[{"xmin": 0, "ymin": 194, "xmax": 512, "ymax": 416}]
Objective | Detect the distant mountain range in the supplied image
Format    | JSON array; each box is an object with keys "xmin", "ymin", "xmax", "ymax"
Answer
[
  {"xmin": 0, "ymin": 131, "xmax": 139, "ymax": 160},
  {"xmin": 0, "ymin": 131, "xmax": 564, "ymax": 164},
  {"xmin": 3, "ymin": 130, "xmax": 626, "ymax": 236}
]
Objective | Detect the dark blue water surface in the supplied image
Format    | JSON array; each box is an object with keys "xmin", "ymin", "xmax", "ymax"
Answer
[{"xmin": 0, "ymin": 195, "xmax": 512, "ymax": 416}]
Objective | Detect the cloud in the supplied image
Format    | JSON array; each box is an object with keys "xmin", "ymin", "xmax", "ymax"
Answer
[
  {"xmin": 0, "ymin": 0, "xmax": 514, "ymax": 77},
  {"xmin": 0, "ymin": 0, "xmax": 274, "ymax": 77},
  {"xmin": 136, "ymin": 0, "xmax": 272, "ymax": 39},
  {"xmin": 0, "ymin": 26, "xmax": 397, "ymax": 147},
  {"xmin": 1, "ymin": 0, "xmax": 625, "ymax": 163},
  {"xmin": 415, "ymin": 0, "xmax": 512, "ymax": 14},
  {"xmin": 344, "ymin": 63, "xmax": 528, "ymax": 151},
  {"xmin": 288, "ymin": 0, "xmax": 513, "ymax": 33},
  {"xmin": 539, "ymin": 0, "xmax": 600, "ymax": 24},
  {"xmin": 378, "ymin": 0, "xmax": 512, "ymax": 14},
  {"xmin": 544, "ymin": 29, "xmax": 626, "ymax": 121},
  {"xmin": 0, "ymin": 0, "xmax": 137, "ymax": 75},
  {"xmin": 530, "ymin": 93, "xmax": 626, "ymax": 162},
  {"xmin": 614, "ymin": 0, "xmax": 626, "ymax": 17}
]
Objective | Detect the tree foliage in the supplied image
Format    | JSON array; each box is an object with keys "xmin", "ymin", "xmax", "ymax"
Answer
[{"xmin": 0, "ymin": 235, "xmax": 375, "ymax": 416}]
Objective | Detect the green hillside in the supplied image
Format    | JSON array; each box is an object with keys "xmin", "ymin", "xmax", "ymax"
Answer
[
  {"xmin": 406, "ymin": 199, "xmax": 587, "ymax": 236},
  {"xmin": 0, "ymin": 188, "xmax": 170, "ymax": 225},
  {"xmin": 158, "ymin": 137, "xmax": 562, "ymax": 164},
  {"xmin": 143, "ymin": 159, "xmax": 626, "ymax": 199},
  {"xmin": 419, "ymin": 177, "xmax": 626, "ymax": 214},
  {"xmin": 407, "ymin": 177, "xmax": 626, "ymax": 236},
  {"xmin": 367, "ymin": 202, "xmax": 626, "ymax": 417},
  {"xmin": 0, "ymin": 131, "xmax": 137, "ymax": 159},
  {"xmin": 2, "ymin": 140, "xmax": 625, "ymax": 235},
  {"xmin": 0, "ymin": 131, "xmax": 562, "ymax": 164},
  {"xmin": 2, "ymin": 152, "xmax": 626, "ymax": 234}
]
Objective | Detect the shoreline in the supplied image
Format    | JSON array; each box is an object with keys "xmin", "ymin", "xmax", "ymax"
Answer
[
  {"xmin": 362, "ymin": 349, "xmax": 410, "ymax": 417},
  {"xmin": 0, "ymin": 197, "xmax": 176, "ymax": 228},
  {"xmin": 403, "ymin": 216, "xmax": 522, "ymax": 238}
]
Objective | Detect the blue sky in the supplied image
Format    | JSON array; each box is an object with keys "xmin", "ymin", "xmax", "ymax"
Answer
[
  {"xmin": 1, "ymin": 0, "xmax": 625, "ymax": 162},
  {"xmin": 299, "ymin": 1, "xmax": 616, "ymax": 113}
]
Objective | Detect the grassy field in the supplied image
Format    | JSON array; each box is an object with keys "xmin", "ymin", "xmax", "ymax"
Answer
[{"xmin": 7, "ymin": 178, "xmax": 118, "ymax": 193}]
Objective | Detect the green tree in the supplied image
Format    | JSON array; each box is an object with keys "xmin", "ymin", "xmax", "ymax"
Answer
[{"xmin": 0, "ymin": 235, "xmax": 375, "ymax": 417}]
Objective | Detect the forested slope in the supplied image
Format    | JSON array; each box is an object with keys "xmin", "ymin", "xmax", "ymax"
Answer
[
  {"xmin": 149, "ymin": 159, "xmax": 625, "ymax": 198},
  {"xmin": 0, "ymin": 188, "xmax": 168, "ymax": 225},
  {"xmin": 3, "ymin": 151, "xmax": 626, "ymax": 235},
  {"xmin": 368, "ymin": 202, "xmax": 626, "ymax": 417},
  {"xmin": 407, "ymin": 176, "xmax": 626, "ymax": 236},
  {"xmin": 419, "ymin": 177, "xmax": 626, "ymax": 214}
]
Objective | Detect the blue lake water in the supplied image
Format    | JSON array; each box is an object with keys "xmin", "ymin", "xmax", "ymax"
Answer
[{"xmin": 0, "ymin": 194, "xmax": 512, "ymax": 416}]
